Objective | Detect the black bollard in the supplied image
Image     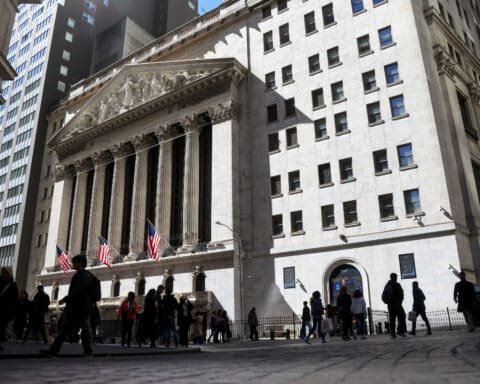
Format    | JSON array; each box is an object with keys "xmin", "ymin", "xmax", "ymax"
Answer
[{"xmin": 270, "ymin": 329, "xmax": 275, "ymax": 340}]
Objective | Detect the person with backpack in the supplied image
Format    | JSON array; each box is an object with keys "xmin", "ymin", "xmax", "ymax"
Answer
[
  {"xmin": 117, "ymin": 292, "xmax": 138, "ymax": 347},
  {"xmin": 382, "ymin": 272, "xmax": 407, "ymax": 338},
  {"xmin": 41, "ymin": 254, "xmax": 97, "ymax": 356},
  {"xmin": 305, "ymin": 291, "xmax": 326, "ymax": 344}
]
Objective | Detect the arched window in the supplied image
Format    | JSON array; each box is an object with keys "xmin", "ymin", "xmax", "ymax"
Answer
[
  {"xmin": 138, "ymin": 278, "xmax": 146, "ymax": 296},
  {"xmin": 165, "ymin": 276, "xmax": 174, "ymax": 292},
  {"xmin": 53, "ymin": 286, "xmax": 59, "ymax": 300},
  {"xmin": 195, "ymin": 273, "xmax": 205, "ymax": 292},
  {"xmin": 113, "ymin": 281, "xmax": 120, "ymax": 297}
]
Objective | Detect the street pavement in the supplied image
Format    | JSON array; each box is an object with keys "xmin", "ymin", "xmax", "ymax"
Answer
[{"xmin": 0, "ymin": 330, "xmax": 479, "ymax": 383}]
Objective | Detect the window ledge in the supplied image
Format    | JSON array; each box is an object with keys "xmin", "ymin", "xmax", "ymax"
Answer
[
  {"xmin": 332, "ymin": 97, "xmax": 347, "ymax": 105},
  {"xmin": 264, "ymin": 48, "xmax": 275, "ymax": 55},
  {"xmin": 270, "ymin": 193, "xmax": 284, "ymax": 199},
  {"xmin": 305, "ymin": 29, "xmax": 318, "ymax": 37},
  {"xmin": 286, "ymin": 143, "xmax": 299, "ymax": 150},
  {"xmin": 291, "ymin": 230, "xmax": 305, "ymax": 236},
  {"xmin": 267, "ymin": 119, "xmax": 278, "ymax": 124},
  {"xmin": 278, "ymin": 8, "xmax": 289, "ymax": 15},
  {"xmin": 288, "ymin": 189, "xmax": 303, "ymax": 195},
  {"xmin": 381, "ymin": 216, "xmax": 398, "ymax": 222},
  {"xmin": 309, "ymin": 69, "xmax": 323, "ymax": 76},
  {"xmin": 280, "ymin": 41, "xmax": 292, "ymax": 48},
  {"xmin": 261, "ymin": 16, "xmax": 273, "ymax": 22},
  {"xmin": 324, "ymin": 21, "xmax": 337, "ymax": 29},
  {"xmin": 319, "ymin": 182, "xmax": 334, "ymax": 189},
  {"xmin": 328, "ymin": 62, "xmax": 343, "ymax": 69},
  {"xmin": 282, "ymin": 79, "xmax": 295, "ymax": 86},
  {"xmin": 369, "ymin": 119, "xmax": 385, "ymax": 127},
  {"xmin": 387, "ymin": 79, "xmax": 403, "ymax": 87},
  {"xmin": 315, "ymin": 135, "xmax": 330, "ymax": 142},
  {"xmin": 336, "ymin": 129, "xmax": 351, "ymax": 136},
  {"xmin": 392, "ymin": 113, "xmax": 409, "ymax": 121},
  {"xmin": 406, "ymin": 211, "xmax": 425, "ymax": 218},
  {"xmin": 359, "ymin": 50, "xmax": 374, "ymax": 58},
  {"xmin": 380, "ymin": 42, "xmax": 396, "ymax": 50},
  {"xmin": 364, "ymin": 87, "xmax": 380, "ymax": 94},
  {"xmin": 353, "ymin": 9, "xmax": 367, "ymax": 17},
  {"xmin": 272, "ymin": 233, "xmax": 286, "ymax": 239},
  {"xmin": 399, "ymin": 163, "xmax": 418, "ymax": 171},
  {"xmin": 375, "ymin": 169, "xmax": 392, "ymax": 176},
  {"xmin": 313, "ymin": 104, "xmax": 326, "ymax": 111},
  {"xmin": 265, "ymin": 86, "xmax": 278, "ymax": 92},
  {"xmin": 340, "ymin": 177, "xmax": 356, "ymax": 184},
  {"xmin": 268, "ymin": 149, "xmax": 281, "ymax": 155},
  {"xmin": 322, "ymin": 225, "xmax": 338, "ymax": 231},
  {"xmin": 345, "ymin": 222, "xmax": 361, "ymax": 228},
  {"xmin": 373, "ymin": 0, "xmax": 388, "ymax": 7}
]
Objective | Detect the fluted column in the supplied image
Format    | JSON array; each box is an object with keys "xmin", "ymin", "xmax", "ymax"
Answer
[
  {"xmin": 125, "ymin": 135, "xmax": 151, "ymax": 261},
  {"xmin": 180, "ymin": 115, "xmax": 200, "ymax": 252},
  {"xmin": 107, "ymin": 144, "xmax": 130, "ymax": 255},
  {"xmin": 155, "ymin": 126, "xmax": 173, "ymax": 244},
  {"xmin": 86, "ymin": 152, "xmax": 110, "ymax": 265},
  {"xmin": 68, "ymin": 159, "xmax": 90, "ymax": 256}
]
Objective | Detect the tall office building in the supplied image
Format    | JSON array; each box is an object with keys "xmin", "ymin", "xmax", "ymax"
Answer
[{"xmin": 0, "ymin": 0, "xmax": 198, "ymax": 289}]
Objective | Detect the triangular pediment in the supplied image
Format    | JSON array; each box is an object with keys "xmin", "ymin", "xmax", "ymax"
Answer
[{"xmin": 50, "ymin": 58, "xmax": 245, "ymax": 149}]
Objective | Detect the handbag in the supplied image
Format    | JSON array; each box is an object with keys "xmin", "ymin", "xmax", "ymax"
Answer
[{"xmin": 408, "ymin": 310, "xmax": 417, "ymax": 322}]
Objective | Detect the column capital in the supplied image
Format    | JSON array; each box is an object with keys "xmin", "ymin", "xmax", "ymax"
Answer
[
  {"xmin": 468, "ymin": 82, "xmax": 480, "ymax": 104},
  {"xmin": 435, "ymin": 50, "xmax": 455, "ymax": 80},
  {"xmin": 72, "ymin": 158, "xmax": 92, "ymax": 173},
  {"xmin": 208, "ymin": 99, "xmax": 240, "ymax": 124},
  {"xmin": 155, "ymin": 125, "xmax": 171, "ymax": 141},
  {"xmin": 131, "ymin": 134, "xmax": 154, "ymax": 151},
  {"xmin": 91, "ymin": 151, "xmax": 111, "ymax": 167},
  {"xmin": 110, "ymin": 143, "xmax": 131, "ymax": 159},
  {"xmin": 54, "ymin": 164, "xmax": 74, "ymax": 181},
  {"xmin": 181, "ymin": 114, "xmax": 199, "ymax": 134}
]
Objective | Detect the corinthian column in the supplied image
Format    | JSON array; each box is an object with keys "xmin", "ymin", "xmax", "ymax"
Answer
[
  {"xmin": 68, "ymin": 159, "xmax": 91, "ymax": 256},
  {"xmin": 86, "ymin": 152, "xmax": 110, "ymax": 265},
  {"xmin": 107, "ymin": 144, "xmax": 130, "ymax": 256},
  {"xmin": 125, "ymin": 135, "xmax": 151, "ymax": 261},
  {"xmin": 155, "ymin": 126, "xmax": 172, "ymax": 243},
  {"xmin": 180, "ymin": 115, "xmax": 200, "ymax": 252}
]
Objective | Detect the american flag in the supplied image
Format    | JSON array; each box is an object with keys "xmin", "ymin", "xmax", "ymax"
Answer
[
  {"xmin": 147, "ymin": 221, "xmax": 161, "ymax": 261},
  {"xmin": 98, "ymin": 236, "xmax": 112, "ymax": 269},
  {"xmin": 56, "ymin": 245, "xmax": 72, "ymax": 272}
]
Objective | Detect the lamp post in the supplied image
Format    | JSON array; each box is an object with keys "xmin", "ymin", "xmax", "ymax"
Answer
[{"xmin": 215, "ymin": 221, "xmax": 246, "ymax": 330}]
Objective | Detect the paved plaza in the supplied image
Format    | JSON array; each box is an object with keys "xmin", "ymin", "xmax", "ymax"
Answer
[{"xmin": 0, "ymin": 331, "xmax": 479, "ymax": 383}]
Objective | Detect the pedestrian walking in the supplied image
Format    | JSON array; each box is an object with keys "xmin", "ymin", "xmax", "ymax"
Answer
[
  {"xmin": 305, "ymin": 291, "xmax": 326, "ymax": 343},
  {"xmin": 25, "ymin": 285, "xmax": 50, "ymax": 343},
  {"xmin": 162, "ymin": 288, "xmax": 179, "ymax": 347},
  {"xmin": 410, "ymin": 282, "xmax": 432, "ymax": 335},
  {"xmin": 207, "ymin": 310, "xmax": 217, "ymax": 343},
  {"xmin": 118, "ymin": 292, "xmax": 138, "ymax": 347},
  {"xmin": 177, "ymin": 296, "xmax": 193, "ymax": 347},
  {"xmin": 382, "ymin": 272, "xmax": 407, "ymax": 338},
  {"xmin": 13, "ymin": 290, "xmax": 30, "ymax": 341},
  {"xmin": 337, "ymin": 287, "xmax": 354, "ymax": 340},
  {"xmin": 300, "ymin": 301, "xmax": 313, "ymax": 339},
  {"xmin": 247, "ymin": 307, "xmax": 259, "ymax": 341},
  {"xmin": 351, "ymin": 289, "xmax": 367, "ymax": 339},
  {"xmin": 41, "ymin": 255, "xmax": 97, "ymax": 356},
  {"xmin": 0, "ymin": 267, "xmax": 19, "ymax": 350},
  {"xmin": 323, "ymin": 305, "xmax": 334, "ymax": 339},
  {"xmin": 142, "ymin": 289, "xmax": 158, "ymax": 347},
  {"xmin": 454, "ymin": 271, "xmax": 477, "ymax": 332},
  {"xmin": 216, "ymin": 309, "xmax": 226, "ymax": 342}
]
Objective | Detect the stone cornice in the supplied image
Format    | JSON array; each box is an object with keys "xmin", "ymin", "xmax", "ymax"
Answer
[
  {"xmin": 53, "ymin": 164, "xmax": 74, "ymax": 181},
  {"xmin": 208, "ymin": 99, "xmax": 240, "ymax": 124}
]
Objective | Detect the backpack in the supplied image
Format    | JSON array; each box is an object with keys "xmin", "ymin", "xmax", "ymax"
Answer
[
  {"xmin": 88, "ymin": 272, "xmax": 101, "ymax": 302},
  {"xmin": 382, "ymin": 283, "xmax": 393, "ymax": 304}
]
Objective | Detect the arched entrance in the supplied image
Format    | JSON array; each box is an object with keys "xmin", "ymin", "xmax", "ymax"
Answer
[{"xmin": 329, "ymin": 264, "xmax": 363, "ymax": 305}]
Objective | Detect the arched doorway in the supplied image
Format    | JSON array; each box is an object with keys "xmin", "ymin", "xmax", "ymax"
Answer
[{"xmin": 329, "ymin": 264, "xmax": 363, "ymax": 305}]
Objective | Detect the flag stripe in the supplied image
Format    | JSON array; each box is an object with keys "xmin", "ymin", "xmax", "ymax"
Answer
[
  {"xmin": 98, "ymin": 237, "xmax": 112, "ymax": 268},
  {"xmin": 147, "ymin": 222, "xmax": 161, "ymax": 261},
  {"xmin": 56, "ymin": 245, "xmax": 72, "ymax": 272}
]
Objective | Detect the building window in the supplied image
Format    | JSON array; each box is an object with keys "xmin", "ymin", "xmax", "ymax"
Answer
[
  {"xmin": 457, "ymin": 91, "xmax": 477, "ymax": 139},
  {"xmin": 283, "ymin": 267, "xmax": 295, "ymax": 289},
  {"xmin": 343, "ymin": 200, "xmax": 358, "ymax": 225},
  {"xmin": 362, "ymin": 70, "xmax": 377, "ymax": 92},
  {"xmin": 37, "ymin": 234, "xmax": 42, "ymax": 247},
  {"xmin": 357, "ymin": 34, "xmax": 371, "ymax": 55},
  {"xmin": 318, "ymin": 163, "xmax": 332, "ymax": 185},
  {"xmin": 59, "ymin": 65, "xmax": 68, "ymax": 76},
  {"xmin": 279, "ymin": 23, "xmax": 290, "ymax": 45},
  {"xmin": 267, "ymin": 104, "xmax": 278, "ymax": 122},
  {"xmin": 62, "ymin": 50, "xmax": 71, "ymax": 61},
  {"xmin": 339, "ymin": 158, "xmax": 354, "ymax": 181},
  {"xmin": 404, "ymin": 189, "xmax": 421, "ymax": 215},
  {"xmin": 351, "ymin": 0, "xmax": 364, "ymax": 13},
  {"xmin": 290, "ymin": 210, "xmax": 303, "ymax": 233},
  {"xmin": 57, "ymin": 81, "xmax": 66, "ymax": 92},
  {"xmin": 373, "ymin": 149, "xmax": 389, "ymax": 173},
  {"xmin": 272, "ymin": 214, "xmax": 283, "ymax": 236},
  {"xmin": 322, "ymin": 205, "xmax": 335, "ymax": 228},
  {"xmin": 285, "ymin": 98, "xmax": 296, "ymax": 117},
  {"xmin": 288, "ymin": 170, "xmax": 301, "ymax": 192},
  {"xmin": 384, "ymin": 62, "xmax": 400, "ymax": 84},
  {"xmin": 286, "ymin": 126, "xmax": 297, "ymax": 146},
  {"xmin": 113, "ymin": 281, "xmax": 120, "ymax": 297},
  {"xmin": 312, "ymin": 88, "xmax": 325, "ymax": 109},
  {"xmin": 265, "ymin": 72, "xmax": 276, "ymax": 89},
  {"xmin": 367, "ymin": 102, "xmax": 382, "ymax": 124},
  {"xmin": 334, "ymin": 112, "xmax": 348, "ymax": 134},
  {"xmin": 271, "ymin": 175, "xmax": 281, "ymax": 196},
  {"xmin": 263, "ymin": 31, "xmax": 273, "ymax": 52},
  {"xmin": 322, "ymin": 3, "xmax": 335, "ymax": 26},
  {"xmin": 282, "ymin": 65, "xmax": 293, "ymax": 84},
  {"xmin": 379, "ymin": 193, "xmax": 395, "ymax": 219},
  {"xmin": 308, "ymin": 54, "xmax": 321, "ymax": 74},
  {"xmin": 262, "ymin": 5, "xmax": 271, "ymax": 19},
  {"xmin": 314, "ymin": 118, "xmax": 327, "ymax": 139},
  {"xmin": 304, "ymin": 12, "xmax": 316, "ymax": 34},
  {"xmin": 84, "ymin": 0, "xmax": 96, "ymax": 11},
  {"xmin": 268, "ymin": 133, "xmax": 280, "ymax": 152},
  {"xmin": 399, "ymin": 254, "xmax": 417, "ymax": 279},
  {"xmin": 397, "ymin": 143, "xmax": 414, "ymax": 168},
  {"xmin": 331, "ymin": 81, "xmax": 344, "ymax": 102},
  {"xmin": 390, "ymin": 95, "xmax": 406, "ymax": 118},
  {"xmin": 278, "ymin": 0, "xmax": 288, "ymax": 11},
  {"xmin": 82, "ymin": 12, "xmax": 95, "ymax": 25},
  {"xmin": 65, "ymin": 31, "xmax": 73, "ymax": 42},
  {"xmin": 67, "ymin": 17, "xmax": 75, "ymax": 28},
  {"xmin": 327, "ymin": 46, "xmax": 340, "ymax": 66},
  {"xmin": 378, "ymin": 26, "xmax": 393, "ymax": 48}
]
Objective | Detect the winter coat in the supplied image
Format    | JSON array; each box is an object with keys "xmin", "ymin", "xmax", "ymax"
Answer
[
  {"xmin": 351, "ymin": 297, "xmax": 367, "ymax": 314},
  {"xmin": 64, "ymin": 269, "xmax": 95, "ymax": 317},
  {"xmin": 0, "ymin": 279, "xmax": 19, "ymax": 322},
  {"xmin": 118, "ymin": 299, "xmax": 138, "ymax": 321},
  {"xmin": 302, "ymin": 306, "xmax": 311, "ymax": 322},
  {"xmin": 454, "ymin": 280, "xmax": 477, "ymax": 312},
  {"xmin": 336, "ymin": 293, "xmax": 352, "ymax": 316},
  {"xmin": 247, "ymin": 310, "xmax": 258, "ymax": 327},
  {"xmin": 310, "ymin": 298, "xmax": 324, "ymax": 320},
  {"xmin": 412, "ymin": 287, "xmax": 426, "ymax": 313}
]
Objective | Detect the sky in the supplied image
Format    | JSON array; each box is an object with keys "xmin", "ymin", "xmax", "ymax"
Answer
[{"xmin": 198, "ymin": 0, "xmax": 224, "ymax": 14}]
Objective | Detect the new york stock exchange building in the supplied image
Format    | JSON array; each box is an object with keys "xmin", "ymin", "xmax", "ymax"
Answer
[{"xmin": 34, "ymin": 0, "xmax": 480, "ymax": 323}]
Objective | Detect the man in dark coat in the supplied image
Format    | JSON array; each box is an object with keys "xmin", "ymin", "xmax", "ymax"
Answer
[
  {"xmin": 383, "ymin": 273, "xmax": 407, "ymax": 338},
  {"xmin": 30, "ymin": 285, "xmax": 50, "ymax": 343},
  {"xmin": 177, "ymin": 296, "xmax": 193, "ymax": 347},
  {"xmin": 454, "ymin": 271, "xmax": 477, "ymax": 332},
  {"xmin": 162, "ymin": 288, "xmax": 179, "ymax": 347},
  {"xmin": 247, "ymin": 307, "xmax": 259, "ymax": 341},
  {"xmin": 0, "ymin": 267, "xmax": 18, "ymax": 349},
  {"xmin": 41, "ymin": 255, "xmax": 95, "ymax": 356},
  {"xmin": 411, "ymin": 281, "xmax": 432, "ymax": 335}
]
